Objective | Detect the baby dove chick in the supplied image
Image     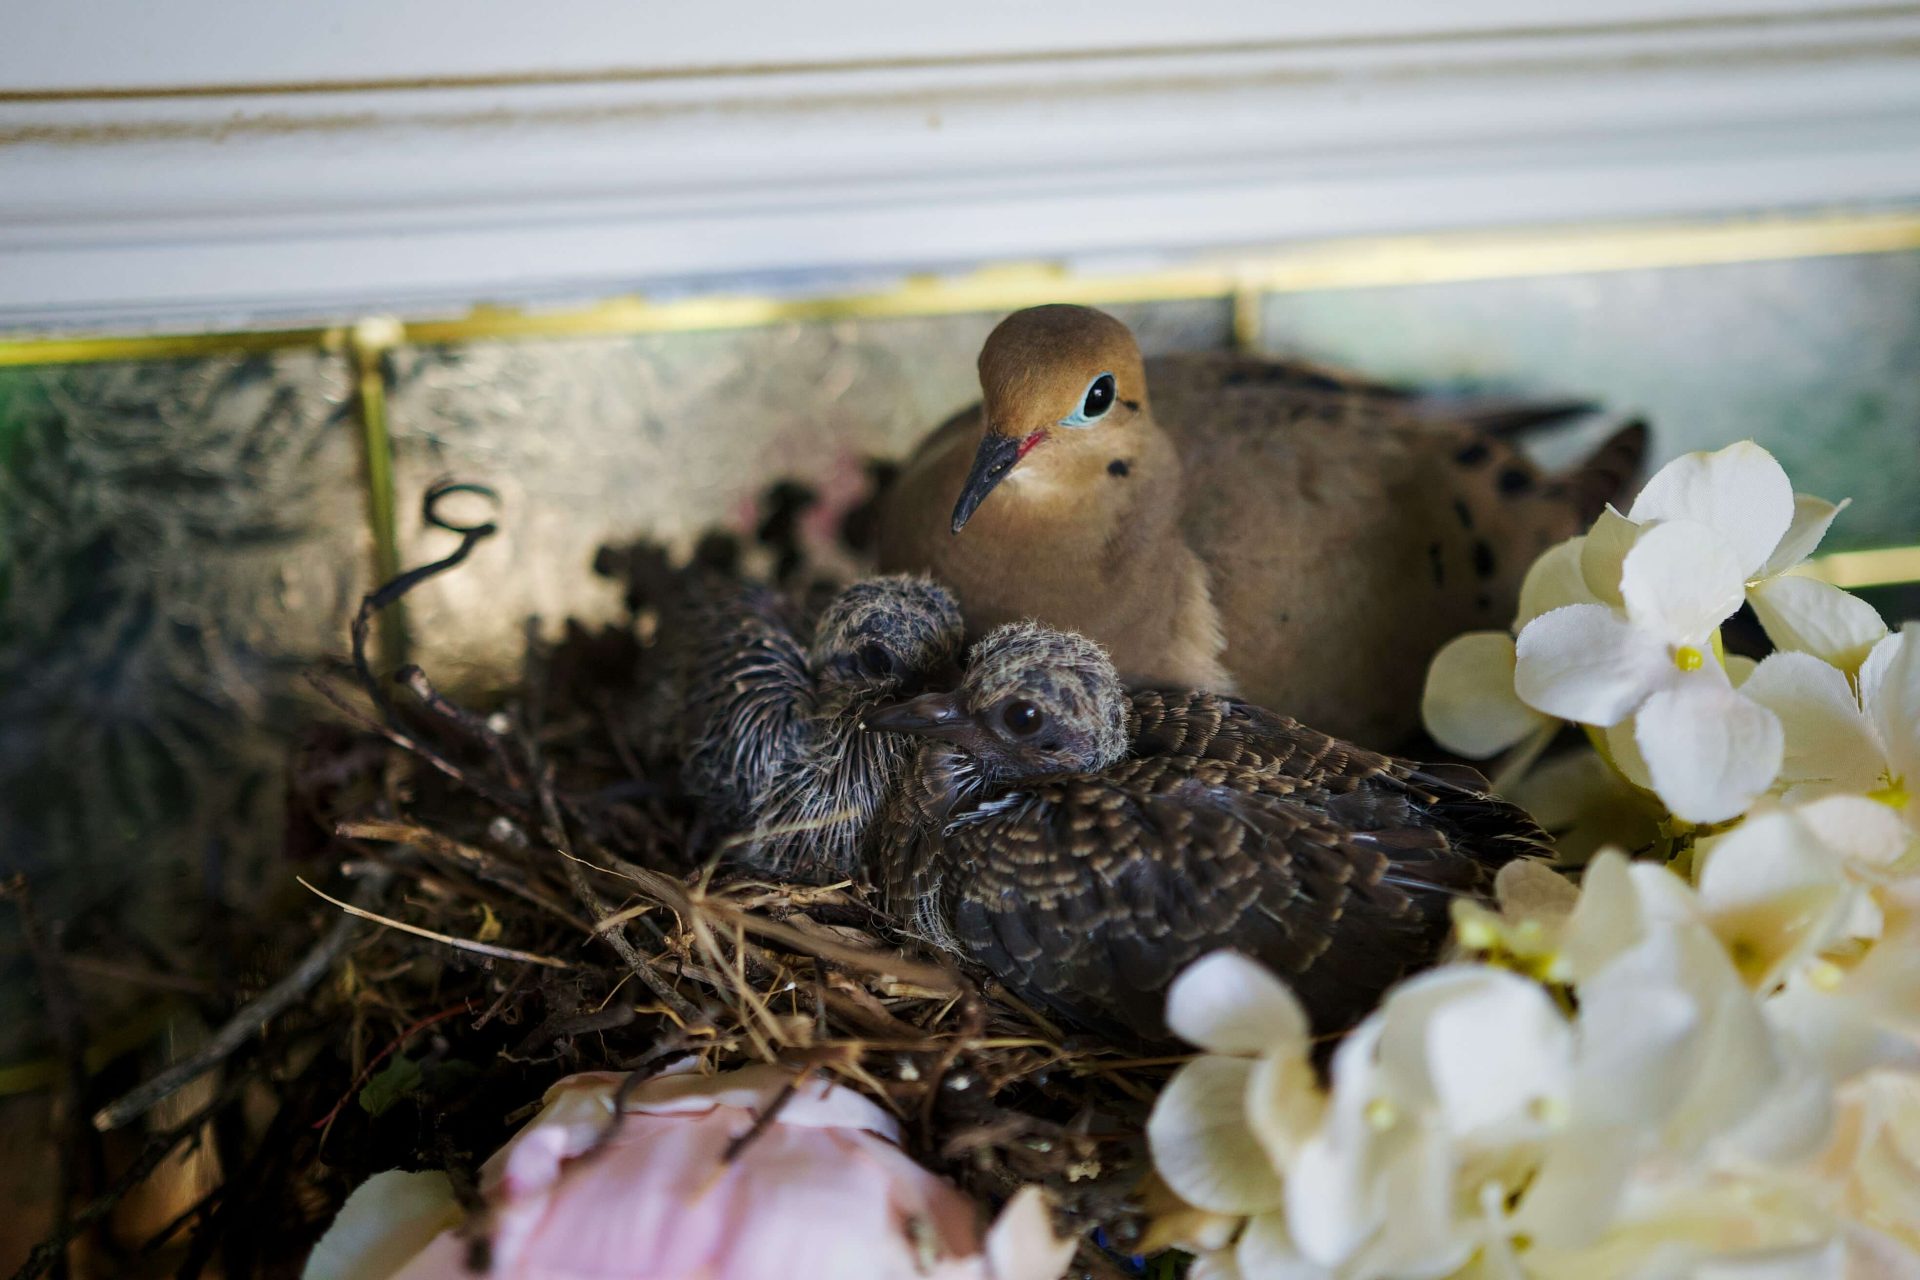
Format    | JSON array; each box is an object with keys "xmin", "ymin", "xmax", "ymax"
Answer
[
  {"xmin": 875, "ymin": 304, "xmax": 1646, "ymax": 746},
  {"xmin": 654, "ymin": 572, "xmax": 964, "ymax": 881},
  {"xmin": 866, "ymin": 622, "xmax": 1548, "ymax": 1044}
]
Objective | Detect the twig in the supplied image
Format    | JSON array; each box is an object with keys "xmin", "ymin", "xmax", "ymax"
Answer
[
  {"xmin": 304, "ymin": 672, "xmax": 533, "ymax": 818},
  {"xmin": 92, "ymin": 869, "xmax": 392, "ymax": 1132},
  {"xmin": 13, "ymin": 1083, "xmax": 235, "ymax": 1280},
  {"xmin": 296, "ymin": 877, "xmax": 573, "ymax": 970},
  {"xmin": 722, "ymin": 1069, "xmax": 808, "ymax": 1164},
  {"xmin": 338, "ymin": 818, "xmax": 594, "ymax": 933},
  {"xmin": 537, "ymin": 764, "xmax": 702, "ymax": 1025},
  {"xmin": 395, "ymin": 663, "xmax": 527, "ymax": 789}
]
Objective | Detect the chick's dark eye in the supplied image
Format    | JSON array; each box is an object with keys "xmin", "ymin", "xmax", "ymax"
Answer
[
  {"xmin": 1083, "ymin": 374, "xmax": 1116, "ymax": 420},
  {"xmin": 1001, "ymin": 699, "xmax": 1044, "ymax": 736},
  {"xmin": 854, "ymin": 642, "xmax": 904, "ymax": 680}
]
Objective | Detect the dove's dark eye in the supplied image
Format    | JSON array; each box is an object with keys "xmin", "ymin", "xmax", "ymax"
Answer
[
  {"xmin": 1083, "ymin": 374, "xmax": 1115, "ymax": 418},
  {"xmin": 1001, "ymin": 700, "xmax": 1044, "ymax": 737},
  {"xmin": 1061, "ymin": 373, "xmax": 1117, "ymax": 427}
]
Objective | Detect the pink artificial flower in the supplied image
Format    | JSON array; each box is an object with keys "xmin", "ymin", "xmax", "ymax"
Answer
[{"xmin": 304, "ymin": 1065, "xmax": 1076, "ymax": 1280}]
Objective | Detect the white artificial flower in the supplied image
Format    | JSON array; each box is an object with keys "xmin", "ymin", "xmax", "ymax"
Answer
[
  {"xmin": 1148, "ymin": 953, "xmax": 1312, "ymax": 1221},
  {"xmin": 1514, "ymin": 853, "xmax": 1841, "ymax": 1255},
  {"xmin": 1694, "ymin": 795, "xmax": 1912, "ymax": 991},
  {"xmin": 1422, "ymin": 538, "xmax": 1594, "ymax": 759},
  {"xmin": 1744, "ymin": 626, "xmax": 1920, "ymax": 837},
  {"xmin": 1811, "ymin": 1069, "xmax": 1920, "ymax": 1262},
  {"xmin": 1621, "ymin": 441, "xmax": 1885, "ymax": 671},
  {"xmin": 1515, "ymin": 518, "xmax": 1783, "ymax": 823}
]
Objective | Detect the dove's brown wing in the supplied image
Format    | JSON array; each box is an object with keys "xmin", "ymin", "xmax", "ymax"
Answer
[
  {"xmin": 1128, "ymin": 689, "xmax": 1399, "ymax": 783},
  {"xmin": 1129, "ymin": 689, "xmax": 1549, "ymax": 863},
  {"xmin": 931, "ymin": 755, "xmax": 1487, "ymax": 1045}
]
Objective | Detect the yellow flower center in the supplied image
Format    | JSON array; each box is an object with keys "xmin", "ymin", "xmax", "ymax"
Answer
[
  {"xmin": 1365, "ymin": 1098, "xmax": 1399, "ymax": 1130},
  {"xmin": 1868, "ymin": 778, "xmax": 1910, "ymax": 810},
  {"xmin": 1808, "ymin": 959, "xmax": 1846, "ymax": 992},
  {"xmin": 1673, "ymin": 644, "xmax": 1705, "ymax": 672}
]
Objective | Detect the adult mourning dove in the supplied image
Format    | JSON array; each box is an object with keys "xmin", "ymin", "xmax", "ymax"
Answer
[
  {"xmin": 865, "ymin": 622, "xmax": 1548, "ymax": 1045},
  {"xmin": 875, "ymin": 304, "xmax": 1645, "ymax": 746},
  {"xmin": 648, "ymin": 572, "xmax": 964, "ymax": 880}
]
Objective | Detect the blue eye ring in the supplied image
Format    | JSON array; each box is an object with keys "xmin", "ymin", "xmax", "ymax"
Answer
[{"xmin": 1059, "ymin": 372, "xmax": 1117, "ymax": 428}]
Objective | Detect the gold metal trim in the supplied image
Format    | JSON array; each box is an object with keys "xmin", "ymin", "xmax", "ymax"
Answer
[
  {"xmin": 5, "ymin": 209, "xmax": 1920, "ymax": 368},
  {"xmin": 348, "ymin": 318, "xmax": 408, "ymax": 670},
  {"xmin": 1796, "ymin": 546, "xmax": 1920, "ymax": 592}
]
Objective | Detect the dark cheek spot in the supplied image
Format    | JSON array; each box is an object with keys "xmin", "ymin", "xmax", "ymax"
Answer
[
  {"xmin": 1121, "ymin": 399, "xmax": 1141, "ymax": 412},
  {"xmin": 1498, "ymin": 466, "xmax": 1534, "ymax": 495},
  {"xmin": 1108, "ymin": 458, "xmax": 1131, "ymax": 478},
  {"xmin": 1452, "ymin": 498, "xmax": 1474, "ymax": 530},
  {"xmin": 1472, "ymin": 539, "xmax": 1497, "ymax": 579},
  {"xmin": 1427, "ymin": 541, "xmax": 1445, "ymax": 586},
  {"xmin": 1455, "ymin": 441, "xmax": 1491, "ymax": 467}
]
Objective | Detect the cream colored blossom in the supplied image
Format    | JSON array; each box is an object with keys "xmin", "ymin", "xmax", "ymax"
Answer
[
  {"xmin": 1147, "ymin": 851, "xmax": 1920, "ymax": 1280},
  {"xmin": 1745, "ymin": 626, "xmax": 1920, "ymax": 837},
  {"xmin": 1516, "ymin": 518, "xmax": 1783, "ymax": 823},
  {"xmin": 1423, "ymin": 538, "xmax": 1594, "ymax": 759}
]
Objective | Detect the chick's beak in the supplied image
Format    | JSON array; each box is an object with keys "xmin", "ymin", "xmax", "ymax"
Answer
[
  {"xmin": 950, "ymin": 431, "xmax": 1025, "ymax": 534},
  {"xmin": 862, "ymin": 692, "xmax": 976, "ymax": 739}
]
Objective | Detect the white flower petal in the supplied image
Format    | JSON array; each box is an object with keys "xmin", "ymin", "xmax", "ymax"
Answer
[
  {"xmin": 1559, "ymin": 850, "xmax": 1649, "ymax": 980},
  {"xmin": 982, "ymin": 1186, "xmax": 1080, "ymax": 1280},
  {"xmin": 1695, "ymin": 809, "xmax": 1850, "ymax": 987},
  {"xmin": 1422, "ymin": 632, "xmax": 1544, "ymax": 758},
  {"xmin": 1619, "ymin": 520, "xmax": 1746, "ymax": 647},
  {"xmin": 1794, "ymin": 793, "xmax": 1910, "ymax": 867},
  {"xmin": 1692, "ymin": 1239, "xmax": 1846, "ymax": 1280},
  {"xmin": 1234, "ymin": 1210, "xmax": 1326, "ymax": 1280},
  {"xmin": 1580, "ymin": 508, "xmax": 1639, "ymax": 608},
  {"xmin": 1572, "ymin": 948, "xmax": 1701, "ymax": 1129},
  {"xmin": 1188, "ymin": 1255, "xmax": 1249, "ymax": 1280},
  {"xmin": 1519, "ymin": 536, "xmax": 1600, "ymax": 625},
  {"xmin": 1748, "ymin": 576, "xmax": 1888, "ymax": 672},
  {"xmin": 1166, "ymin": 951, "xmax": 1311, "ymax": 1057},
  {"xmin": 1860, "ymin": 625, "xmax": 1920, "ymax": 789},
  {"xmin": 1627, "ymin": 441, "xmax": 1796, "ymax": 578},
  {"xmin": 1515, "ymin": 605, "xmax": 1670, "ymax": 726},
  {"xmin": 1761, "ymin": 494, "xmax": 1849, "ymax": 577},
  {"xmin": 1715, "ymin": 1041, "xmax": 1835, "ymax": 1165},
  {"xmin": 1741, "ymin": 652, "xmax": 1886, "ymax": 793},
  {"xmin": 1248, "ymin": 1049, "xmax": 1326, "ymax": 1167},
  {"xmin": 1510, "ymin": 1127, "xmax": 1635, "ymax": 1249},
  {"xmin": 1377, "ymin": 966, "xmax": 1572, "ymax": 1140},
  {"xmin": 1494, "ymin": 858, "xmax": 1581, "ymax": 923},
  {"xmin": 1147, "ymin": 1057, "xmax": 1285, "ymax": 1215},
  {"xmin": 1605, "ymin": 716, "xmax": 1655, "ymax": 789},
  {"xmin": 1634, "ymin": 679, "xmax": 1783, "ymax": 824},
  {"xmin": 303, "ymin": 1170, "xmax": 460, "ymax": 1280}
]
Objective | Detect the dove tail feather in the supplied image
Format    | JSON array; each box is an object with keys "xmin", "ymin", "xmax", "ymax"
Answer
[{"xmin": 1558, "ymin": 418, "xmax": 1650, "ymax": 523}]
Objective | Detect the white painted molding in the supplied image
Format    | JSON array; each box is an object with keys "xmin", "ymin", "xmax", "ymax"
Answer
[{"xmin": 4, "ymin": 2, "xmax": 1920, "ymax": 329}]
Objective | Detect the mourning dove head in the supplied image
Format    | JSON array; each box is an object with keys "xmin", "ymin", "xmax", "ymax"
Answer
[
  {"xmin": 949, "ymin": 305, "xmax": 1152, "ymax": 534},
  {"xmin": 865, "ymin": 620, "xmax": 1129, "ymax": 779},
  {"xmin": 809, "ymin": 575, "xmax": 965, "ymax": 695}
]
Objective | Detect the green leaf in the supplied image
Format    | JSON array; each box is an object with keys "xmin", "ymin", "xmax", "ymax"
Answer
[{"xmin": 358, "ymin": 1055, "xmax": 424, "ymax": 1117}]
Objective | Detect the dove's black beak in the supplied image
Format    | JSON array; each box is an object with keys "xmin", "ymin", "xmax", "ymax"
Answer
[
  {"xmin": 862, "ymin": 692, "xmax": 979, "ymax": 742},
  {"xmin": 950, "ymin": 431, "xmax": 1025, "ymax": 535}
]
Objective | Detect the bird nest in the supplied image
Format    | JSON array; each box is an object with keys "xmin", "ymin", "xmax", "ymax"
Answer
[{"xmin": 50, "ymin": 487, "xmax": 1171, "ymax": 1279}]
